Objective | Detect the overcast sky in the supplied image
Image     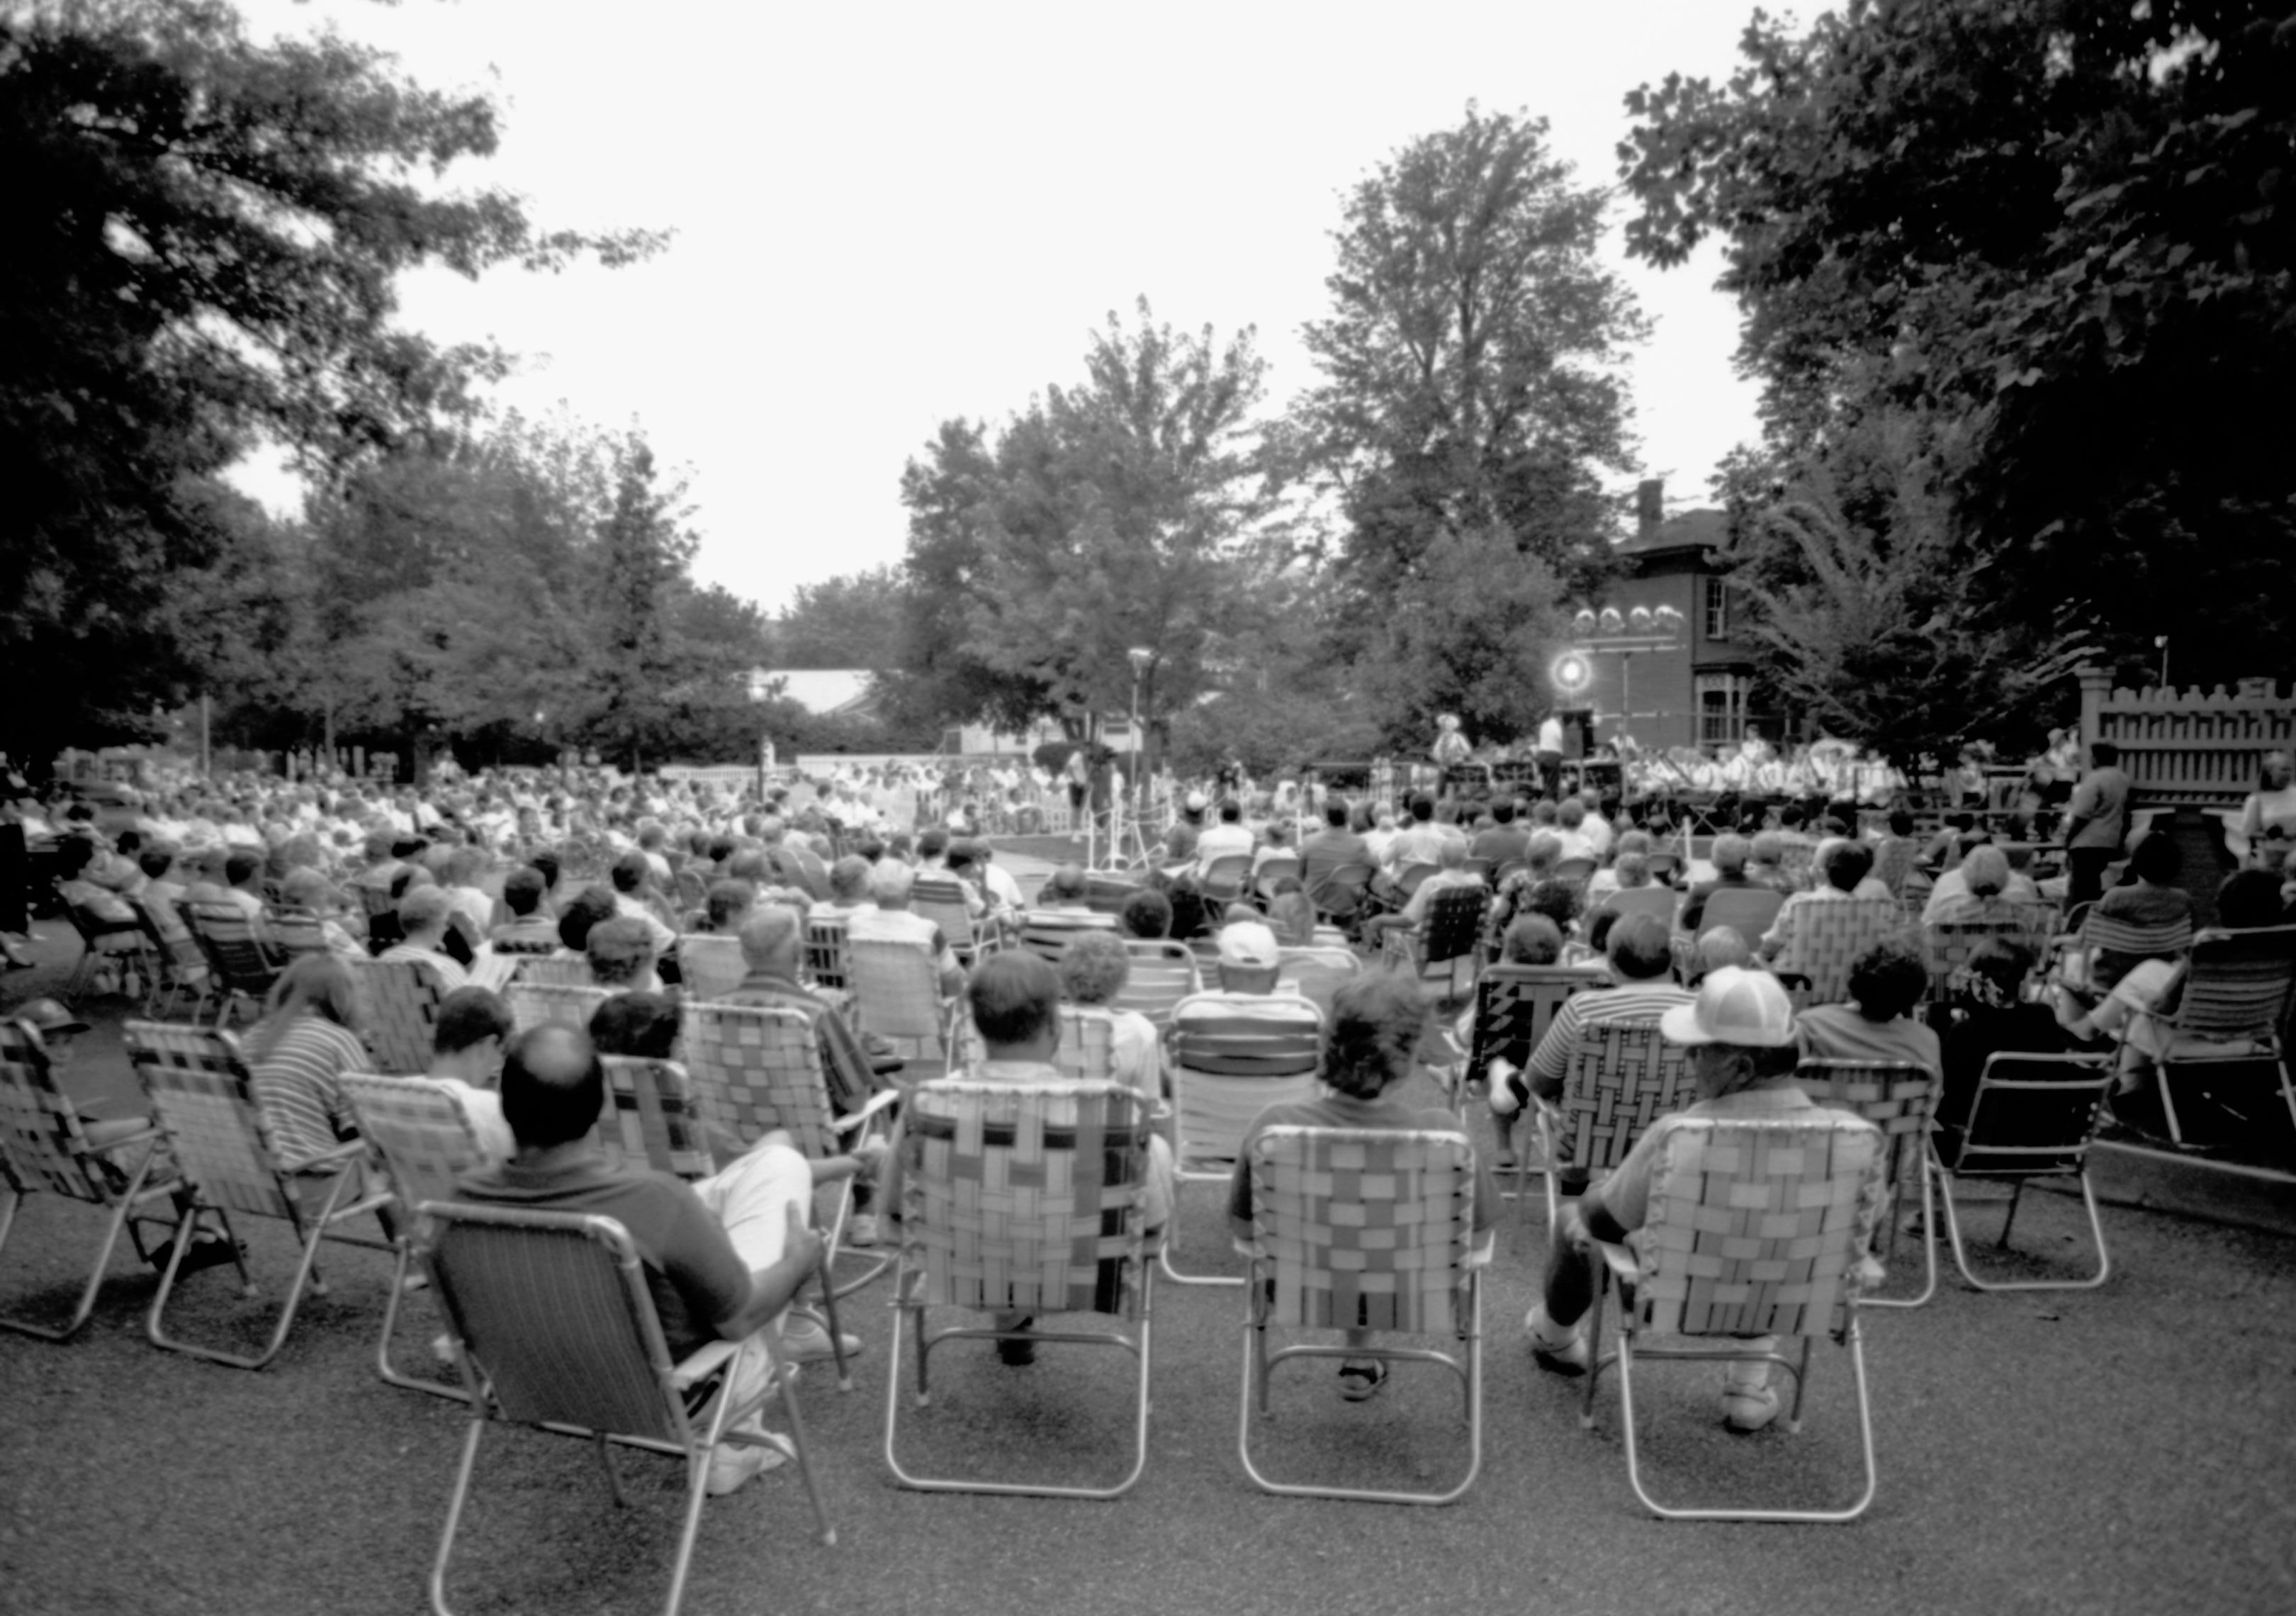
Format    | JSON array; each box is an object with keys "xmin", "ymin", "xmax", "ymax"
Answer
[{"xmin": 231, "ymin": 0, "xmax": 1773, "ymax": 614}]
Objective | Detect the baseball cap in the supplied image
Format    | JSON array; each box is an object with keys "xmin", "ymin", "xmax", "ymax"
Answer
[
  {"xmin": 1216, "ymin": 920, "xmax": 1280, "ymax": 971},
  {"xmin": 1184, "ymin": 790, "xmax": 1210, "ymax": 812},
  {"xmin": 1658, "ymin": 966, "xmax": 1794, "ymax": 1048},
  {"xmin": 13, "ymin": 997, "xmax": 91, "ymax": 1038}
]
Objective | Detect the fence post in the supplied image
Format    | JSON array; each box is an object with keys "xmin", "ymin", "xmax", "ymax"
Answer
[{"xmin": 2076, "ymin": 662, "xmax": 2112, "ymax": 756}]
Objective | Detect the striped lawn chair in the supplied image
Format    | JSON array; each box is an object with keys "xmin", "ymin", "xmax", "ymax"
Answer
[
  {"xmin": 420, "ymin": 1202, "xmax": 833, "ymax": 1616},
  {"xmin": 1932, "ymin": 1052, "xmax": 2115, "ymax": 1291},
  {"xmin": 513, "ymin": 953, "xmax": 595, "ymax": 989},
  {"xmin": 911, "ymin": 877, "xmax": 986, "ymax": 967},
  {"xmin": 1238, "ymin": 1127, "xmax": 1483, "ymax": 1506},
  {"xmin": 954, "ymin": 1002, "xmax": 1123, "ymax": 1082},
  {"xmin": 1161, "ymin": 998, "xmax": 1324, "ymax": 1288},
  {"xmin": 354, "ymin": 958, "xmax": 449, "ymax": 1074},
  {"xmin": 57, "ymin": 887, "xmax": 146, "ymax": 1003},
  {"xmin": 1270, "ymin": 945, "xmax": 1356, "ymax": 1021},
  {"xmin": 183, "ymin": 901, "xmax": 283, "ymax": 1027},
  {"xmin": 882, "ymin": 1079, "xmax": 1156, "ymax": 1499},
  {"xmin": 2133, "ymin": 924, "xmax": 2296, "ymax": 1145},
  {"xmin": 1928, "ymin": 911, "xmax": 2064, "ymax": 1009},
  {"xmin": 123, "ymin": 1020, "xmax": 393, "ymax": 1370},
  {"xmin": 1013, "ymin": 909, "xmax": 1120, "ymax": 965},
  {"xmin": 804, "ymin": 914, "xmax": 850, "ymax": 992},
  {"xmin": 342, "ymin": 1074, "xmax": 488, "ymax": 1400},
  {"xmin": 1582, "ymin": 1114, "xmax": 1886, "ymax": 1522},
  {"xmin": 597, "ymin": 1056, "xmax": 715, "ymax": 1182},
  {"xmin": 1795, "ymin": 1060, "xmax": 1942, "ymax": 1308},
  {"xmin": 0, "ymin": 1021, "xmax": 179, "ymax": 1339},
  {"xmin": 1532, "ymin": 1019, "xmax": 1695, "ymax": 1232},
  {"xmin": 264, "ymin": 908, "xmax": 334, "ymax": 963},
  {"xmin": 505, "ymin": 982, "xmax": 612, "ymax": 1037},
  {"xmin": 674, "ymin": 933, "xmax": 746, "ymax": 1002},
  {"xmin": 845, "ymin": 939, "xmax": 958, "ymax": 1085},
  {"xmin": 129, "ymin": 894, "xmax": 209, "ymax": 1020},
  {"xmin": 1113, "ymin": 941, "xmax": 1200, "ymax": 1033},
  {"xmin": 1771, "ymin": 898, "xmax": 1906, "ymax": 1009},
  {"xmin": 1462, "ymin": 965, "xmax": 1602, "ymax": 1200}
]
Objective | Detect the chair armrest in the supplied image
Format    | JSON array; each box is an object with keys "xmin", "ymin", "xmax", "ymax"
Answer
[
  {"xmin": 829, "ymin": 1087, "xmax": 904, "ymax": 1136},
  {"xmin": 1594, "ymin": 1236, "xmax": 1638, "ymax": 1288},
  {"xmin": 669, "ymin": 1338, "xmax": 741, "ymax": 1393},
  {"xmin": 300, "ymin": 1138, "xmax": 370, "ymax": 1171}
]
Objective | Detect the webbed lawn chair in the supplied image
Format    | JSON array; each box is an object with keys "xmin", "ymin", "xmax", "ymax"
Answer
[
  {"xmin": 123, "ymin": 1019, "xmax": 395, "ymax": 1369},
  {"xmin": 1013, "ymin": 909, "xmax": 1119, "ymax": 965},
  {"xmin": 420, "ymin": 1202, "xmax": 833, "ymax": 1616},
  {"xmin": 505, "ymin": 982, "xmax": 612, "ymax": 1037},
  {"xmin": 1580, "ymin": 1114, "xmax": 1886, "ymax": 1522},
  {"xmin": 0, "ymin": 1021, "xmax": 179, "ymax": 1339},
  {"xmin": 910, "ymin": 877, "xmax": 987, "ymax": 967},
  {"xmin": 1696, "ymin": 888, "xmax": 1786, "ymax": 955},
  {"xmin": 1237, "ymin": 1126, "xmax": 1482, "ymax": 1505},
  {"xmin": 1160, "ymin": 999, "xmax": 1324, "ymax": 1287},
  {"xmin": 2125, "ymin": 924, "xmax": 2296, "ymax": 1146},
  {"xmin": 845, "ymin": 938, "xmax": 958, "ymax": 1085},
  {"xmin": 1771, "ymin": 898, "xmax": 1905, "ymax": 1009},
  {"xmin": 1531, "ymin": 1019, "xmax": 1694, "ymax": 1233},
  {"xmin": 128, "ymin": 894, "xmax": 208, "ymax": 1020},
  {"xmin": 1932, "ymin": 1052, "xmax": 2115, "ymax": 1291},
  {"xmin": 1379, "ymin": 885, "xmax": 1490, "ymax": 1002},
  {"xmin": 183, "ymin": 900, "xmax": 284, "ymax": 1027},
  {"xmin": 342, "ymin": 1074, "xmax": 490, "ymax": 1400},
  {"xmin": 1113, "ymin": 940, "xmax": 1200, "ymax": 1032},
  {"xmin": 1308, "ymin": 860, "xmax": 1377, "ymax": 931},
  {"xmin": 512, "ymin": 953, "xmax": 595, "ymax": 989},
  {"xmin": 803, "ymin": 914, "xmax": 849, "ymax": 992},
  {"xmin": 1271, "ymin": 945, "xmax": 1356, "ymax": 1020},
  {"xmin": 355, "ymin": 957, "xmax": 449, "ymax": 1074},
  {"xmin": 673, "ymin": 934, "xmax": 745, "ymax": 1003},
  {"xmin": 1462, "ymin": 965, "xmax": 1601, "ymax": 1201},
  {"xmin": 882, "ymin": 1079, "xmax": 1156, "ymax": 1498},
  {"xmin": 1794, "ymin": 1060, "xmax": 1941, "ymax": 1307},
  {"xmin": 597, "ymin": 1056, "xmax": 716, "ymax": 1182},
  {"xmin": 1198, "ymin": 853, "xmax": 1253, "ymax": 908}
]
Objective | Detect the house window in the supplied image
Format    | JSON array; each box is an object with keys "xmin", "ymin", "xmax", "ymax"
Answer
[
  {"xmin": 1696, "ymin": 673, "xmax": 1750, "ymax": 746},
  {"xmin": 1704, "ymin": 576, "xmax": 1730, "ymax": 641}
]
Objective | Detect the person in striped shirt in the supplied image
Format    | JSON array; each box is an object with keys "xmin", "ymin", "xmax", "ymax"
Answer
[
  {"xmin": 244, "ymin": 955, "xmax": 395, "ymax": 1240},
  {"xmin": 1516, "ymin": 914, "xmax": 1694, "ymax": 1104}
]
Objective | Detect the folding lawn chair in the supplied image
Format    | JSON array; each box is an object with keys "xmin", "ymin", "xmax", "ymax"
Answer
[
  {"xmin": 597, "ymin": 1056, "xmax": 716, "ymax": 1181},
  {"xmin": 122, "ymin": 1019, "xmax": 395, "ymax": 1370},
  {"xmin": 910, "ymin": 877, "xmax": 986, "ymax": 967},
  {"xmin": 1198, "ymin": 853, "xmax": 1253, "ymax": 908},
  {"xmin": 803, "ymin": 914, "xmax": 849, "ymax": 991},
  {"xmin": 355, "ymin": 957, "xmax": 450, "ymax": 1074},
  {"xmin": 184, "ymin": 900, "xmax": 285, "ymax": 1027},
  {"xmin": 420, "ymin": 1202, "xmax": 833, "ymax": 1616},
  {"xmin": 342, "ymin": 1074, "xmax": 490, "ymax": 1400},
  {"xmin": 1580, "ymin": 1114, "xmax": 1886, "ymax": 1522},
  {"xmin": 1770, "ymin": 898, "xmax": 1905, "ymax": 1009},
  {"xmin": 1379, "ymin": 885, "xmax": 1489, "ymax": 1002},
  {"xmin": 513, "ymin": 953, "xmax": 595, "ymax": 989},
  {"xmin": 505, "ymin": 982, "xmax": 612, "ymax": 1037},
  {"xmin": 845, "ymin": 938, "xmax": 958, "ymax": 1084},
  {"xmin": 0, "ymin": 1021, "xmax": 179, "ymax": 1339},
  {"xmin": 1237, "ymin": 1126, "xmax": 1483, "ymax": 1505},
  {"xmin": 882, "ymin": 1079, "xmax": 1156, "ymax": 1499},
  {"xmin": 1271, "ymin": 944, "xmax": 1357, "ymax": 1020},
  {"xmin": 2124, "ymin": 924, "xmax": 2296, "ymax": 1146},
  {"xmin": 1160, "ymin": 998, "xmax": 1324, "ymax": 1288},
  {"xmin": 673, "ymin": 934, "xmax": 746, "ymax": 1003},
  {"xmin": 1113, "ymin": 940, "xmax": 1200, "ymax": 1032},
  {"xmin": 57, "ymin": 888, "xmax": 145, "ymax": 1003},
  {"xmin": 1308, "ymin": 861, "xmax": 1376, "ymax": 931},
  {"xmin": 1931, "ymin": 1052, "xmax": 2115, "ymax": 1291},
  {"xmin": 129, "ymin": 894, "xmax": 209, "ymax": 1020},
  {"xmin": 1013, "ymin": 909, "xmax": 1119, "ymax": 965},
  {"xmin": 1461, "ymin": 965, "xmax": 1602, "ymax": 1199},
  {"xmin": 1532, "ymin": 1019, "xmax": 1695, "ymax": 1233},
  {"xmin": 1794, "ymin": 1060, "xmax": 1942, "ymax": 1307},
  {"xmin": 1696, "ymin": 888, "xmax": 1786, "ymax": 955}
]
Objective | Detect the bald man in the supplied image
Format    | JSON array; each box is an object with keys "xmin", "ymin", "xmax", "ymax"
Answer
[{"xmin": 451, "ymin": 1025, "xmax": 854, "ymax": 1498}]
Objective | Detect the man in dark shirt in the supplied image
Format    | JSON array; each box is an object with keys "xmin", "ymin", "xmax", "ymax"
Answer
[
  {"xmin": 454, "ymin": 1025, "xmax": 830, "ymax": 1498},
  {"xmin": 1468, "ymin": 798, "xmax": 1531, "ymax": 870},
  {"xmin": 1678, "ymin": 832, "xmax": 1760, "ymax": 935},
  {"xmin": 1300, "ymin": 800, "xmax": 1371, "ymax": 895}
]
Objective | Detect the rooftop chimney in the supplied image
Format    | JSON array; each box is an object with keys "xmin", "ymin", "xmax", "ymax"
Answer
[{"xmin": 1636, "ymin": 477, "xmax": 1663, "ymax": 539}]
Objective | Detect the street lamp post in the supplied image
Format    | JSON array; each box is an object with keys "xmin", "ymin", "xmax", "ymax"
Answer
[
  {"xmin": 1125, "ymin": 646, "xmax": 1154, "ymax": 858},
  {"xmin": 1553, "ymin": 602, "xmax": 1686, "ymax": 748}
]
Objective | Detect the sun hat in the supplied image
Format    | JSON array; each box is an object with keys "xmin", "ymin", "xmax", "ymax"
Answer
[
  {"xmin": 1216, "ymin": 920, "xmax": 1281, "ymax": 971},
  {"xmin": 1658, "ymin": 965, "xmax": 1794, "ymax": 1048},
  {"xmin": 13, "ymin": 997, "xmax": 91, "ymax": 1038}
]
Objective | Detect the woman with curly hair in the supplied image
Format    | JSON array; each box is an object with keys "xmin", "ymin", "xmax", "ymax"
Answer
[{"xmin": 1225, "ymin": 970, "xmax": 1501, "ymax": 1401}]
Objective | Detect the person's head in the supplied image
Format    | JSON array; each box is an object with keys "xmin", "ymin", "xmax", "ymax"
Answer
[
  {"xmin": 1960, "ymin": 844, "xmax": 2011, "ymax": 900},
  {"xmin": 1962, "ymin": 938, "xmax": 2036, "ymax": 1009},
  {"xmin": 557, "ymin": 885, "xmax": 618, "ymax": 953},
  {"xmin": 1501, "ymin": 913, "xmax": 1563, "ymax": 965},
  {"xmin": 1524, "ymin": 831, "xmax": 1562, "ymax": 875},
  {"xmin": 1046, "ymin": 864, "xmax": 1090, "ymax": 904},
  {"xmin": 1489, "ymin": 798, "xmax": 1516, "ymax": 826},
  {"xmin": 1748, "ymin": 831, "xmax": 1786, "ymax": 868},
  {"xmin": 2261, "ymin": 751, "xmax": 2293, "ymax": 792},
  {"xmin": 585, "ymin": 916, "xmax": 657, "ymax": 988},
  {"xmin": 1437, "ymin": 836, "xmax": 1468, "ymax": 872},
  {"xmin": 136, "ymin": 843, "xmax": 176, "ymax": 882},
  {"xmin": 12, "ymin": 996, "xmax": 90, "ymax": 1057},
  {"xmin": 1120, "ymin": 888, "xmax": 1172, "ymax": 939},
  {"xmin": 499, "ymin": 1026, "xmax": 605, "ymax": 1151},
  {"xmin": 1658, "ymin": 966, "xmax": 1799, "ymax": 1099},
  {"xmin": 1821, "ymin": 838, "xmax": 1875, "ymax": 893},
  {"xmin": 1846, "ymin": 938, "xmax": 1928, "ymax": 1022},
  {"xmin": 259, "ymin": 953, "xmax": 361, "ymax": 1041},
  {"xmin": 736, "ymin": 906, "xmax": 804, "ymax": 976},
  {"xmin": 223, "ymin": 848, "xmax": 261, "ymax": 891},
  {"xmin": 1887, "ymin": 807, "xmax": 1915, "ymax": 838},
  {"xmin": 1604, "ymin": 912, "xmax": 1673, "ymax": 981},
  {"xmin": 1614, "ymin": 851, "xmax": 1650, "ymax": 890},
  {"xmin": 1216, "ymin": 919, "xmax": 1282, "ymax": 992},
  {"xmin": 441, "ymin": 846, "xmax": 485, "ymax": 890},
  {"xmin": 502, "ymin": 866, "xmax": 546, "ymax": 918},
  {"xmin": 1059, "ymin": 930, "xmax": 1131, "ymax": 1007},
  {"xmin": 2088, "ymin": 741, "xmax": 2119, "ymax": 770},
  {"xmin": 1407, "ymin": 792, "xmax": 1435, "ymax": 824},
  {"xmin": 828, "ymin": 855, "xmax": 872, "ymax": 904},
  {"xmin": 529, "ymin": 851, "xmax": 561, "ymax": 895},
  {"xmin": 588, "ymin": 989, "xmax": 680, "ymax": 1060},
  {"xmin": 1557, "ymin": 797, "xmax": 1586, "ymax": 831},
  {"xmin": 2128, "ymin": 831, "xmax": 2181, "ymax": 887},
  {"xmin": 1710, "ymin": 833, "xmax": 1750, "ymax": 877},
  {"xmin": 2215, "ymin": 868, "xmax": 2286, "ymax": 930},
  {"xmin": 609, "ymin": 851, "xmax": 650, "ymax": 895},
  {"xmin": 280, "ymin": 867, "xmax": 338, "ymax": 915},
  {"xmin": 432, "ymin": 987, "xmax": 514, "ymax": 1080},
  {"xmin": 704, "ymin": 879, "xmax": 755, "ymax": 933},
  {"xmin": 364, "ymin": 828, "xmax": 395, "ymax": 865},
  {"xmin": 1324, "ymin": 801, "xmax": 1351, "ymax": 829},
  {"xmin": 1320, "ymin": 971, "xmax": 1425, "ymax": 1100},
  {"xmin": 1694, "ymin": 926, "xmax": 1752, "ymax": 980},
  {"xmin": 397, "ymin": 884, "xmax": 452, "ymax": 943},
  {"xmin": 916, "ymin": 826, "xmax": 949, "ymax": 861},
  {"xmin": 870, "ymin": 860, "xmax": 916, "ymax": 909},
  {"xmin": 1519, "ymin": 876, "xmax": 1582, "ymax": 935},
  {"xmin": 968, "ymin": 951, "xmax": 1062, "ymax": 1057}
]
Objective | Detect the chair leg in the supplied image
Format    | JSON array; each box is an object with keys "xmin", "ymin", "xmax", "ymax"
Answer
[
  {"xmin": 376, "ymin": 1240, "xmax": 471, "ymax": 1402},
  {"xmin": 147, "ymin": 1171, "xmax": 354, "ymax": 1370},
  {"xmin": 2154, "ymin": 1059, "xmax": 2187, "ymax": 1146},
  {"xmin": 1937, "ymin": 1162, "xmax": 2110, "ymax": 1292},
  {"xmin": 1862, "ymin": 1146, "xmax": 1937, "ymax": 1310},
  {"xmin": 427, "ymin": 1414, "xmax": 489, "ymax": 1616}
]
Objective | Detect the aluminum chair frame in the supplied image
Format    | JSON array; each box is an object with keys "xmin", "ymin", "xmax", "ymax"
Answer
[
  {"xmin": 128, "ymin": 894, "xmax": 208, "ymax": 1019},
  {"xmin": 1379, "ymin": 884, "xmax": 1490, "ymax": 1002},
  {"xmin": 1580, "ymin": 1114, "xmax": 1886, "ymax": 1523},
  {"xmin": 419, "ymin": 1201, "xmax": 833, "ymax": 1616},
  {"xmin": 355, "ymin": 956, "xmax": 449, "ymax": 1074},
  {"xmin": 505, "ymin": 981, "xmax": 612, "ymax": 1036},
  {"xmin": 1794, "ymin": 1060, "xmax": 1942, "ymax": 1308},
  {"xmin": 882, "ymin": 1080, "xmax": 1156, "ymax": 1499},
  {"xmin": 0, "ymin": 1022, "xmax": 179, "ymax": 1339},
  {"xmin": 845, "ymin": 938, "xmax": 960, "ymax": 1084},
  {"xmin": 342, "ymin": 1074, "xmax": 488, "ymax": 1400},
  {"xmin": 2128, "ymin": 924, "xmax": 2296, "ymax": 1146},
  {"xmin": 1930, "ymin": 1052, "xmax": 2115, "ymax": 1291},
  {"xmin": 1113, "ymin": 940, "xmax": 1200, "ymax": 1033},
  {"xmin": 1532, "ymin": 1018, "xmax": 1695, "ymax": 1235},
  {"xmin": 1159, "ymin": 1000, "xmax": 1324, "ymax": 1288},
  {"xmin": 1271, "ymin": 945, "xmax": 1357, "ymax": 1020},
  {"xmin": 123, "ymin": 1019, "xmax": 395, "ymax": 1370},
  {"xmin": 1237, "ymin": 1126, "xmax": 1483, "ymax": 1506}
]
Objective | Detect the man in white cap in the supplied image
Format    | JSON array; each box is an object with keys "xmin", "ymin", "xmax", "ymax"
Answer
[
  {"xmin": 1522, "ymin": 965, "xmax": 1814, "ymax": 1432},
  {"xmin": 1169, "ymin": 919, "xmax": 1326, "ymax": 1034}
]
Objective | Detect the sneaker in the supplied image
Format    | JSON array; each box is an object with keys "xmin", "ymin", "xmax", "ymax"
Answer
[
  {"xmin": 705, "ymin": 1430, "xmax": 792, "ymax": 1497},
  {"xmin": 1524, "ymin": 1305, "xmax": 1589, "ymax": 1376},
  {"xmin": 843, "ymin": 1213, "xmax": 881, "ymax": 1250},
  {"xmin": 995, "ymin": 1314, "xmax": 1036, "ymax": 1366},
  {"xmin": 1486, "ymin": 1058, "xmax": 1521, "ymax": 1116},
  {"xmin": 777, "ymin": 1313, "xmax": 862, "ymax": 1364},
  {"xmin": 1721, "ymin": 1345, "xmax": 1780, "ymax": 1432},
  {"xmin": 1337, "ymin": 1359, "xmax": 1388, "ymax": 1401}
]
